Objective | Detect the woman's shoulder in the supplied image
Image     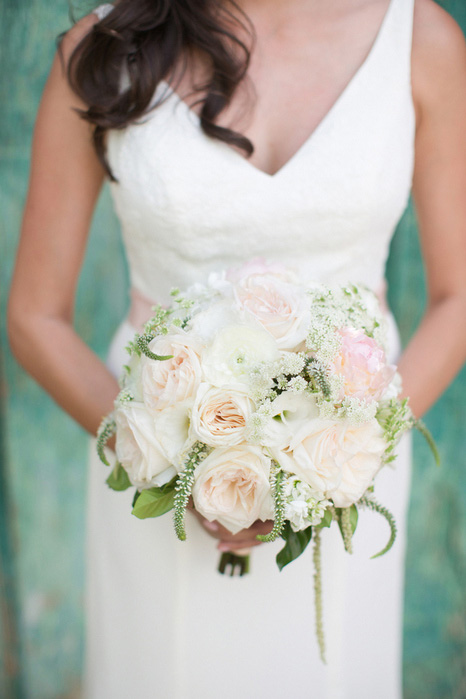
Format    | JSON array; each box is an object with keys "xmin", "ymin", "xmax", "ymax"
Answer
[
  {"xmin": 59, "ymin": 9, "xmax": 104, "ymax": 64},
  {"xmin": 411, "ymin": 0, "xmax": 466, "ymax": 121}
]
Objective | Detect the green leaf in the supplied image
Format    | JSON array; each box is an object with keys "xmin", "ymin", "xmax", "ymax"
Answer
[
  {"xmin": 317, "ymin": 509, "xmax": 333, "ymax": 529},
  {"xmin": 106, "ymin": 462, "xmax": 131, "ymax": 491},
  {"xmin": 276, "ymin": 522, "xmax": 313, "ymax": 571},
  {"xmin": 132, "ymin": 480, "xmax": 176, "ymax": 519},
  {"xmin": 336, "ymin": 504, "xmax": 358, "ymax": 538}
]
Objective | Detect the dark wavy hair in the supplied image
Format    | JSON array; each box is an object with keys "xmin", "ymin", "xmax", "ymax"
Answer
[{"xmin": 64, "ymin": 1, "xmax": 256, "ymax": 181}]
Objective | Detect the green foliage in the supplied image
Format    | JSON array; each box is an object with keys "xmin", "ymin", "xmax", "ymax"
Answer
[
  {"xmin": 317, "ymin": 509, "xmax": 333, "ymax": 529},
  {"xmin": 106, "ymin": 462, "xmax": 131, "ymax": 491},
  {"xmin": 218, "ymin": 552, "xmax": 250, "ymax": 576},
  {"xmin": 335, "ymin": 504, "xmax": 358, "ymax": 553},
  {"xmin": 376, "ymin": 398, "xmax": 413, "ymax": 463},
  {"xmin": 136, "ymin": 333, "xmax": 173, "ymax": 362},
  {"xmin": 313, "ymin": 529, "xmax": 326, "ymax": 662},
  {"xmin": 414, "ymin": 419, "xmax": 441, "ymax": 466},
  {"xmin": 173, "ymin": 443, "xmax": 210, "ymax": 541},
  {"xmin": 276, "ymin": 522, "xmax": 313, "ymax": 571},
  {"xmin": 131, "ymin": 478, "xmax": 177, "ymax": 519},
  {"xmin": 256, "ymin": 467, "xmax": 286, "ymax": 543},
  {"xmin": 359, "ymin": 496, "xmax": 397, "ymax": 558},
  {"xmin": 96, "ymin": 415, "xmax": 116, "ymax": 466},
  {"xmin": 303, "ymin": 357, "xmax": 332, "ymax": 398}
]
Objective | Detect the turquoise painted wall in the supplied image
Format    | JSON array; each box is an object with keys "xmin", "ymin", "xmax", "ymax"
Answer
[{"xmin": 1, "ymin": 1, "xmax": 465, "ymax": 696}]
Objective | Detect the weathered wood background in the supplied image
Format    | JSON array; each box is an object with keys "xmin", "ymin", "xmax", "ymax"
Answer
[{"xmin": 1, "ymin": 1, "xmax": 465, "ymax": 696}]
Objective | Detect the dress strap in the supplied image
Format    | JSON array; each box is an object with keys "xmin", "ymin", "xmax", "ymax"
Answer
[
  {"xmin": 92, "ymin": 3, "xmax": 114, "ymax": 21},
  {"xmin": 387, "ymin": 0, "xmax": 416, "ymax": 78}
]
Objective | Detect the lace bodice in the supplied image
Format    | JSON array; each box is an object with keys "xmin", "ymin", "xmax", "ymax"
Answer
[{"xmin": 94, "ymin": 0, "xmax": 415, "ymax": 308}]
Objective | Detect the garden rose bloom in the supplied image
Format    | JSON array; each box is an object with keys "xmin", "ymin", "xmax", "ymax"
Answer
[
  {"xmin": 332, "ymin": 328, "xmax": 396, "ymax": 401},
  {"xmin": 289, "ymin": 420, "xmax": 343, "ymax": 494},
  {"xmin": 288, "ymin": 418, "xmax": 386, "ymax": 506},
  {"xmin": 141, "ymin": 331, "xmax": 202, "ymax": 410},
  {"xmin": 330, "ymin": 420, "xmax": 387, "ymax": 507},
  {"xmin": 153, "ymin": 402, "xmax": 191, "ymax": 466},
  {"xmin": 115, "ymin": 402, "xmax": 176, "ymax": 489},
  {"xmin": 192, "ymin": 446, "xmax": 274, "ymax": 534},
  {"xmin": 190, "ymin": 383, "xmax": 255, "ymax": 446},
  {"xmin": 233, "ymin": 272, "xmax": 310, "ymax": 350},
  {"xmin": 226, "ymin": 257, "xmax": 292, "ymax": 284}
]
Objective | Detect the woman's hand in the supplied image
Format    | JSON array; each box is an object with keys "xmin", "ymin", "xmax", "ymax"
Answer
[{"xmin": 187, "ymin": 499, "xmax": 274, "ymax": 552}]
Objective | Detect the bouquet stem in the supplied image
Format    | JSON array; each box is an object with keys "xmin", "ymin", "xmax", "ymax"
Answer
[{"xmin": 218, "ymin": 552, "xmax": 250, "ymax": 576}]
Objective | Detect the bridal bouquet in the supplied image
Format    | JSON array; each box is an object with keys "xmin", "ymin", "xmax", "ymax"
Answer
[{"xmin": 97, "ymin": 259, "xmax": 437, "ymax": 660}]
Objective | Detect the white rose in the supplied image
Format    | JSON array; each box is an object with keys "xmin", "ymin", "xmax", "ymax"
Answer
[
  {"xmin": 234, "ymin": 273, "xmax": 310, "ymax": 350},
  {"xmin": 330, "ymin": 420, "xmax": 386, "ymax": 507},
  {"xmin": 115, "ymin": 402, "xmax": 176, "ymax": 489},
  {"xmin": 258, "ymin": 392, "xmax": 319, "ymax": 448},
  {"xmin": 153, "ymin": 402, "xmax": 192, "ymax": 467},
  {"xmin": 192, "ymin": 446, "xmax": 274, "ymax": 534},
  {"xmin": 202, "ymin": 324, "xmax": 279, "ymax": 388},
  {"xmin": 287, "ymin": 418, "xmax": 386, "ymax": 507},
  {"xmin": 141, "ymin": 331, "xmax": 202, "ymax": 410},
  {"xmin": 289, "ymin": 419, "xmax": 344, "ymax": 494},
  {"xmin": 190, "ymin": 383, "xmax": 255, "ymax": 447}
]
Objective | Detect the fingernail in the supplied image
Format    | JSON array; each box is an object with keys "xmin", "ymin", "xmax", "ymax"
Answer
[
  {"xmin": 203, "ymin": 521, "xmax": 219, "ymax": 532},
  {"xmin": 218, "ymin": 543, "xmax": 231, "ymax": 552}
]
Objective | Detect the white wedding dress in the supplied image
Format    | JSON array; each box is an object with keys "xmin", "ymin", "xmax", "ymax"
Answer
[{"xmin": 84, "ymin": 0, "xmax": 415, "ymax": 696}]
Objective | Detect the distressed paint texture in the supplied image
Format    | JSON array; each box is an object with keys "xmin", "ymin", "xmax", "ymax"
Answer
[{"xmin": 0, "ymin": 1, "xmax": 465, "ymax": 697}]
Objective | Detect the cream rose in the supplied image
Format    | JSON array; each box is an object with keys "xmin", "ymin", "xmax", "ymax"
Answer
[
  {"xmin": 289, "ymin": 420, "xmax": 343, "ymax": 494},
  {"xmin": 115, "ymin": 402, "xmax": 176, "ymax": 489},
  {"xmin": 192, "ymin": 446, "xmax": 274, "ymax": 534},
  {"xmin": 153, "ymin": 402, "xmax": 192, "ymax": 467},
  {"xmin": 330, "ymin": 420, "xmax": 386, "ymax": 507},
  {"xmin": 233, "ymin": 273, "xmax": 310, "ymax": 351},
  {"xmin": 141, "ymin": 331, "xmax": 202, "ymax": 410},
  {"xmin": 288, "ymin": 418, "xmax": 386, "ymax": 507},
  {"xmin": 190, "ymin": 383, "xmax": 255, "ymax": 447}
]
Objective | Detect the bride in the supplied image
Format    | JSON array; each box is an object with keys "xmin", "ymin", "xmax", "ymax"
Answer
[{"xmin": 8, "ymin": 0, "xmax": 466, "ymax": 696}]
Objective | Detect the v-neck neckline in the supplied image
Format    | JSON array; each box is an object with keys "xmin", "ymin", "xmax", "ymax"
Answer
[{"xmin": 158, "ymin": 0, "xmax": 396, "ymax": 179}]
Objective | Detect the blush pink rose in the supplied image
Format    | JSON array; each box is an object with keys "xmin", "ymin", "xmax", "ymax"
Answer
[
  {"xmin": 233, "ymin": 272, "xmax": 310, "ymax": 350},
  {"xmin": 332, "ymin": 328, "xmax": 396, "ymax": 402},
  {"xmin": 226, "ymin": 258, "xmax": 292, "ymax": 284}
]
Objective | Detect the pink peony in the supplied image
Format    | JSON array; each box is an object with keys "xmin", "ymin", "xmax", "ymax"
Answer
[{"xmin": 332, "ymin": 328, "xmax": 396, "ymax": 402}]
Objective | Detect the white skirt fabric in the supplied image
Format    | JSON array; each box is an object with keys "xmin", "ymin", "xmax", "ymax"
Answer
[{"xmin": 83, "ymin": 312, "xmax": 412, "ymax": 699}]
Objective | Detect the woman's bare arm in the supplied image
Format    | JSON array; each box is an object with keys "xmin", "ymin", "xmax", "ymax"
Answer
[
  {"xmin": 7, "ymin": 14, "xmax": 120, "ymax": 438},
  {"xmin": 396, "ymin": 0, "xmax": 466, "ymax": 418}
]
